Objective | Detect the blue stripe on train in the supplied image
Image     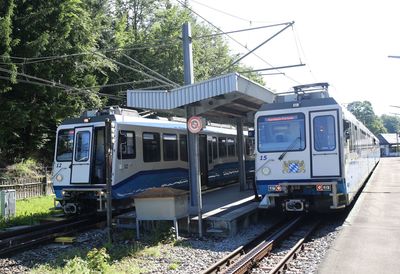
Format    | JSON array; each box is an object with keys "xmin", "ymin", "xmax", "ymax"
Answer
[{"xmin": 54, "ymin": 161, "xmax": 254, "ymax": 200}]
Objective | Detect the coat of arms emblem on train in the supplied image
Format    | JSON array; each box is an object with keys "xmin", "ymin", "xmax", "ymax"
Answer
[{"xmin": 283, "ymin": 160, "xmax": 305, "ymax": 173}]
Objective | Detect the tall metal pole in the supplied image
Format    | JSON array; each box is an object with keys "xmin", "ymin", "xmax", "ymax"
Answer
[
  {"xmin": 183, "ymin": 22, "xmax": 202, "ymax": 238},
  {"xmin": 105, "ymin": 118, "xmax": 113, "ymax": 242},
  {"xmin": 236, "ymin": 119, "xmax": 247, "ymax": 191}
]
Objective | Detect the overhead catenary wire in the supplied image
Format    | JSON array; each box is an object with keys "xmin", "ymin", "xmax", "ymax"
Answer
[
  {"xmin": 121, "ymin": 53, "xmax": 179, "ymax": 87},
  {"xmin": 188, "ymin": 0, "xmax": 277, "ymax": 25},
  {"xmin": 1, "ymin": 40, "xmax": 181, "ymax": 64},
  {"xmin": 193, "ymin": 22, "xmax": 293, "ymax": 39},
  {"xmin": 220, "ymin": 22, "xmax": 295, "ymax": 74},
  {"xmin": 189, "ymin": 0, "xmax": 252, "ymax": 23},
  {"xmin": 94, "ymin": 52, "xmax": 177, "ymax": 89},
  {"xmin": 292, "ymin": 25, "xmax": 317, "ymax": 82},
  {"xmin": 0, "ymin": 67, "xmax": 124, "ymax": 99},
  {"xmin": 176, "ymin": 0, "xmax": 302, "ymax": 84}
]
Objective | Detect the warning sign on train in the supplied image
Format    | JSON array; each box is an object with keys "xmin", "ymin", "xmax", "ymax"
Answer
[{"xmin": 188, "ymin": 116, "xmax": 203, "ymax": 133}]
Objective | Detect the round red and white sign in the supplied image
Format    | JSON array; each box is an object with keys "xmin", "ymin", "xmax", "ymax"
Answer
[{"xmin": 188, "ymin": 116, "xmax": 203, "ymax": 133}]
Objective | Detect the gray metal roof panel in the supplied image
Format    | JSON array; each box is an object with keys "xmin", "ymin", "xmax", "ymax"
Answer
[{"xmin": 127, "ymin": 73, "xmax": 274, "ymax": 111}]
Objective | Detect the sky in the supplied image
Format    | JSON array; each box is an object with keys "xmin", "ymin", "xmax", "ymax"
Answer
[{"xmin": 181, "ymin": 0, "xmax": 400, "ymax": 115}]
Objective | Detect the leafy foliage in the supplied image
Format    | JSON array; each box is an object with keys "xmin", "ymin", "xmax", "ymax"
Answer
[
  {"xmin": 347, "ymin": 101, "xmax": 386, "ymax": 135},
  {"xmin": 381, "ymin": 114, "xmax": 400, "ymax": 133},
  {"xmin": 0, "ymin": 0, "xmax": 265, "ymax": 166}
]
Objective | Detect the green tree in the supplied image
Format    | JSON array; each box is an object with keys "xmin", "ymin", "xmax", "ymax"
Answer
[
  {"xmin": 381, "ymin": 114, "xmax": 400, "ymax": 133},
  {"xmin": 0, "ymin": 0, "xmax": 264, "ymax": 166},
  {"xmin": 347, "ymin": 101, "xmax": 386, "ymax": 135},
  {"xmin": 0, "ymin": 0, "xmax": 17, "ymax": 93},
  {"xmin": 0, "ymin": 0, "xmax": 114, "ymax": 165}
]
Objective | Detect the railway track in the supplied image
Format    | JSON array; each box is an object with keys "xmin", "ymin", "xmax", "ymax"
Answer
[
  {"xmin": 0, "ymin": 213, "xmax": 105, "ymax": 257},
  {"xmin": 203, "ymin": 215, "xmax": 320, "ymax": 274}
]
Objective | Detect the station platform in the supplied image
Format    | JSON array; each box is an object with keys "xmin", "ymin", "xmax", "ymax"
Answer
[
  {"xmin": 318, "ymin": 157, "xmax": 400, "ymax": 274},
  {"xmin": 193, "ymin": 184, "xmax": 260, "ymax": 236},
  {"xmin": 115, "ymin": 183, "xmax": 260, "ymax": 237}
]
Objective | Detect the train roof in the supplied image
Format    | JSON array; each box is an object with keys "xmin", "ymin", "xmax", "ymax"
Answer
[
  {"xmin": 258, "ymin": 97, "xmax": 339, "ymax": 111},
  {"xmin": 59, "ymin": 107, "xmax": 243, "ymax": 136}
]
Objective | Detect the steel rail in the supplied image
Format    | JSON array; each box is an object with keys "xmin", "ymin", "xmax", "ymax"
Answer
[
  {"xmin": 268, "ymin": 219, "xmax": 320, "ymax": 274},
  {"xmin": 202, "ymin": 216, "xmax": 304, "ymax": 274},
  {"xmin": 0, "ymin": 214, "xmax": 103, "ymax": 257},
  {"xmin": 0, "ymin": 213, "xmax": 95, "ymax": 240}
]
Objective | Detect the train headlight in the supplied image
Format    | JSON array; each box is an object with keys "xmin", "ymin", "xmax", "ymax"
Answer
[
  {"xmin": 56, "ymin": 174, "xmax": 63, "ymax": 182},
  {"xmin": 262, "ymin": 167, "xmax": 271, "ymax": 175}
]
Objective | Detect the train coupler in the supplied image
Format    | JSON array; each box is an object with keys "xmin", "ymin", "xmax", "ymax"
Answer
[{"xmin": 283, "ymin": 199, "xmax": 309, "ymax": 212}]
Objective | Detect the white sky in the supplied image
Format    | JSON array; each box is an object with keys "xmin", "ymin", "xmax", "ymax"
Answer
[{"xmin": 184, "ymin": 0, "xmax": 400, "ymax": 115}]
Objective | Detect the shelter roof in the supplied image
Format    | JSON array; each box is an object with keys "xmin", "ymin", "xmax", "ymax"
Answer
[
  {"xmin": 378, "ymin": 133, "xmax": 400, "ymax": 145},
  {"xmin": 126, "ymin": 73, "xmax": 275, "ymax": 125}
]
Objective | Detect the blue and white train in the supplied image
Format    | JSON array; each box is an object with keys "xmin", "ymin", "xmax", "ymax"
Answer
[
  {"xmin": 255, "ymin": 83, "xmax": 380, "ymax": 212},
  {"xmin": 52, "ymin": 107, "xmax": 255, "ymax": 214}
]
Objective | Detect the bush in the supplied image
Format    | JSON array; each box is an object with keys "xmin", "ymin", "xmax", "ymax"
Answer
[
  {"xmin": 63, "ymin": 257, "xmax": 91, "ymax": 274},
  {"xmin": 0, "ymin": 158, "xmax": 44, "ymax": 180},
  {"xmin": 87, "ymin": 247, "xmax": 110, "ymax": 273}
]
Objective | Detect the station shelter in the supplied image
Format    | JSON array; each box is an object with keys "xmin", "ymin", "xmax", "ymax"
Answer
[{"xmin": 126, "ymin": 72, "xmax": 275, "ymax": 233}]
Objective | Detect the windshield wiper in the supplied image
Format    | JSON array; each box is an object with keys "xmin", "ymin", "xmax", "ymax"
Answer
[{"xmin": 278, "ymin": 136, "xmax": 300, "ymax": 161}]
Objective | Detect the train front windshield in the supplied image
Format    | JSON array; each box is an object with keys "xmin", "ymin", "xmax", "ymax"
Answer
[
  {"xmin": 257, "ymin": 113, "xmax": 305, "ymax": 152},
  {"xmin": 56, "ymin": 129, "xmax": 74, "ymax": 161}
]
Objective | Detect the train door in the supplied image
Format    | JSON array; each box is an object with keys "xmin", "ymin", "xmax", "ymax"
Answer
[
  {"xmin": 199, "ymin": 134, "xmax": 208, "ymax": 186},
  {"xmin": 310, "ymin": 110, "xmax": 341, "ymax": 177},
  {"xmin": 92, "ymin": 127, "xmax": 105, "ymax": 184},
  {"xmin": 71, "ymin": 127, "xmax": 93, "ymax": 184}
]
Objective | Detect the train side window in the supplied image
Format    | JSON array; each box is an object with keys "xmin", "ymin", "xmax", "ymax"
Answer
[
  {"xmin": 313, "ymin": 115, "xmax": 336, "ymax": 151},
  {"xmin": 212, "ymin": 137, "xmax": 218, "ymax": 159},
  {"xmin": 208, "ymin": 140, "xmax": 213, "ymax": 163},
  {"xmin": 92, "ymin": 127, "xmax": 106, "ymax": 184},
  {"xmin": 246, "ymin": 138, "xmax": 255, "ymax": 156},
  {"xmin": 227, "ymin": 138, "xmax": 235, "ymax": 157},
  {"xmin": 163, "ymin": 134, "xmax": 178, "ymax": 161},
  {"xmin": 343, "ymin": 120, "xmax": 351, "ymax": 141},
  {"xmin": 143, "ymin": 132, "xmax": 160, "ymax": 162},
  {"xmin": 179, "ymin": 134, "xmax": 188, "ymax": 162},
  {"xmin": 118, "ymin": 131, "xmax": 136, "ymax": 159},
  {"xmin": 56, "ymin": 129, "xmax": 74, "ymax": 161},
  {"xmin": 218, "ymin": 137, "xmax": 227, "ymax": 158}
]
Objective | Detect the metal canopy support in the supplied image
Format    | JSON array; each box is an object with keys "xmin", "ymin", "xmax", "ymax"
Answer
[
  {"xmin": 183, "ymin": 22, "xmax": 203, "ymax": 237},
  {"xmin": 236, "ymin": 119, "xmax": 246, "ymax": 191},
  {"xmin": 105, "ymin": 118, "xmax": 113, "ymax": 242}
]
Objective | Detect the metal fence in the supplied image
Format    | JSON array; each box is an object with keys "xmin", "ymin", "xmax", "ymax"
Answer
[{"xmin": 0, "ymin": 177, "xmax": 53, "ymax": 200}]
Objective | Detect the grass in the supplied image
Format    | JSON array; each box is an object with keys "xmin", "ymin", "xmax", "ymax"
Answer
[
  {"xmin": 0, "ymin": 195, "xmax": 59, "ymax": 229},
  {"xmin": 29, "ymin": 223, "xmax": 181, "ymax": 273}
]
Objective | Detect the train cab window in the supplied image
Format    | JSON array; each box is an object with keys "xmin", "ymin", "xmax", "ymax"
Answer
[
  {"xmin": 143, "ymin": 132, "xmax": 160, "ymax": 162},
  {"xmin": 218, "ymin": 137, "xmax": 227, "ymax": 158},
  {"xmin": 118, "ymin": 131, "xmax": 136, "ymax": 159},
  {"xmin": 75, "ymin": 131, "xmax": 91, "ymax": 162},
  {"xmin": 163, "ymin": 134, "xmax": 178, "ymax": 161},
  {"xmin": 212, "ymin": 137, "xmax": 218, "ymax": 159},
  {"xmin": 257, "ymin": 113, "xmax": 305, "ymax": 153},
  {"xmin": 179, "ymin": 134, "xmax": 188, "ymax": 162},
  {"xmin": 56, "ymin": 129, "xmax": 74, "ymax": 161},
  {"xmin": 313, "ymin": 115, "xmax": 336, "ymax": 151},
  {"xmin": 227, "ymin": 138, "xmax": 236, "ymax": 157}
]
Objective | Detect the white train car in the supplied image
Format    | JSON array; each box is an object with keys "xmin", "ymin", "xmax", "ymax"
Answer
[
  {"xmin": 52, "ymin": 107, "xmax": 255, "ymax": 214},
  {"xmin": 255, "ymin": 83, "xmax": 380, "ymax": 212}
]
